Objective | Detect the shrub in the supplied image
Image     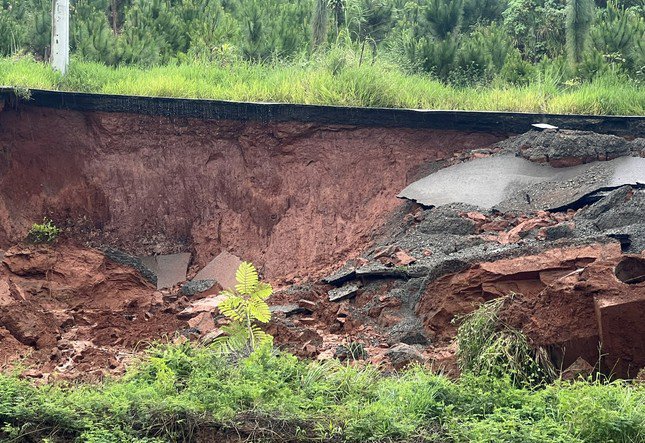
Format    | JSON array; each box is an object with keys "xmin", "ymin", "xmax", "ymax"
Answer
[
  {"xmin": 26, "ymin": 217, "xmax": 61, "ymax": 243},
  {"xmin": 0, "ymin": 345, "xmax": 643, "ymax": 442}
]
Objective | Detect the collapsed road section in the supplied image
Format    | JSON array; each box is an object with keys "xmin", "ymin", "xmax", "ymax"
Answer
[{"xmin": 0, "ymin": 90, "xmax": 643, "ymax": 380}]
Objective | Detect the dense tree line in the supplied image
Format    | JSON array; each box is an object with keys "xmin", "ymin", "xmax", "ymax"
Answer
[{"xmin": 0, "ymin": 0, "xmax": 643, "ymax": 84}]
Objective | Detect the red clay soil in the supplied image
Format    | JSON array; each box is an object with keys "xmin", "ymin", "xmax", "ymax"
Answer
[
  {"xmin": 2, "ymin": 106, "xmax": 642, "ymax": 380},
  {"xmin": 0, "ymin": 106, "xmax": 503, "ymax": 282},
  {"xmin": 416, "ymin": 243, "xmax": 645, "ymax": 378},
  {"xmin": 0, "ymin": 242, "xmax": 188, "ymax": 380}
]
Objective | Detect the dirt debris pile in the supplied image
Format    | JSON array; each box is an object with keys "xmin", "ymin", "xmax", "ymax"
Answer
[
  {"xmin": 269, "ymin": 129, "xmax": 645, "ymax": 378},
  {"xmin": 0, "ymin": 244, "xmax": 183, "ymax": 379},
  {"xmin": 495, "ymin": 128, "xmax": 645, "ymax": 167}
]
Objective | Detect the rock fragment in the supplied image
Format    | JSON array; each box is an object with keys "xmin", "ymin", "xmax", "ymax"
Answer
[
  {"xmin": 0, "ymin": 280, "xmax": 14, "ymax": 307},
  {"xmin": 269, "ymin": 304, "xmax": 310, "ymax": 316},
  {"xmin": 187, "ymin": 312, "xmax": 216, "ymax": 333},
  {"xmin": 561, "ymin": 357, "xmax": 594, "ymax": 381},
  {"xmin": 385, "ymin": 343, "xmax": 424, "ymax": 370},
  {"xmin": 322, "ymin": 265, "xmax": 356, "ymax": 286},
  {"xmin": 328, "ymin": 282, "xmax": 361, "ymax": 302},
  {"xmin": 178, "ymin": 294, "xmax": 227, "ymax": 319},
  {"xmin": 594, "ymin": 281, "xmax": 645, "ymax": 378},
  {"xmin": 180, "ymin": 279, "xmax": 216, "ymax": 296}
]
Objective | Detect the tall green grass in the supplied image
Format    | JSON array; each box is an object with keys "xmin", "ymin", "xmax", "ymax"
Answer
[
  {"xmin": 0, "ymin": 57, "xmax": 643, "ymax": 115},
  {"xmin": 0, "ymin": 342, "xmax": 643, "ymax": 442}
]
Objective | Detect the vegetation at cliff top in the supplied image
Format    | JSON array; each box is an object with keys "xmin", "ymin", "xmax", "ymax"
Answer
[
  {"xmin": 1, "ymin": 56, "xmax": 644, "ymax": 115},
  {"xmin": 0, "ymin": 0, "xmax": 643, "ymax": 114}
]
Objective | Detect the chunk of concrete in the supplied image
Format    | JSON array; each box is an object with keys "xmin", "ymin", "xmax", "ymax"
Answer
[
  {"xmin": 322, "ymin": 265, "xmax": 357, "ymax": 286},
  {"xmin": 139, "ymin": 255, "xmax": 159, "ymax": 276},
  {"xmin": 399, "ymin": 155, "xmax": 645, "ymax": 212},
  {"xmin": 181, "ymin": 279, "xmax": 216, "ymax": 296},
  {"xmin": 355, "ymin": 263, "xmax": 410, "ymax": 279},
  {"xmin": 104, "ymin": 247, "xmax": 157, "ymax": 284},
  {"xmin": 193, "ymin": 251, "xmax": 242, "ymax": 291}
]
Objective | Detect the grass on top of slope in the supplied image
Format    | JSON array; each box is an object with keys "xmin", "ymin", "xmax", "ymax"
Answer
[
  {"xmin": 0, "ymin": 57, "xmax": 643, "ymax": 115},
  {"xmin": 0, "ymin": 342, "xmax": 643, "ymax": 443}
]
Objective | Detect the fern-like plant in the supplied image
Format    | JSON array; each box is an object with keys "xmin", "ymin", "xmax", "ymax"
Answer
[{"xmin": 215, "ymin": 261, "xmax": 273, "ymax": 353}]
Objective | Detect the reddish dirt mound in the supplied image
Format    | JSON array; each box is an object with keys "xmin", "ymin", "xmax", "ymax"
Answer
[
  {"xmin": 416, "ymin": 243, "xmax": 645, "ymax": 378},
  {"xmin": 0, "ymin": 242, "xmax": 188, "ymax": 380},
  {"xmin": 0, "ymin": 106, "xmax": 503, "ymax": 282}
]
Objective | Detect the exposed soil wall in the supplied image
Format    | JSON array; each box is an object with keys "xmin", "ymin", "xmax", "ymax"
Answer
[{"xmin": 0, "ymin": 106, "xmax": 504, "ymax": 282}]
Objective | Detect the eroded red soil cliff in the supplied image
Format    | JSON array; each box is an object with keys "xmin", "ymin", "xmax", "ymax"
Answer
[{"xmin": 0, "ymin": 105, "xmax": 643, "ymax": 380}]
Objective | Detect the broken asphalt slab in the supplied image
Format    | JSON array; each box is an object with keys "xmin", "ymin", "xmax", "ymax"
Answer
[
  {"xmin": 328, "ymin": 282, "xmax": 362, "ymax": 302},
  {"xmin": 102, "ymin": 247, "xmax": 158, "ymax": 285},
  {"xmin": 181, "ymin": 279, "xmax": 216, "ymax": 296},
  {"xmin": 138, "ymin": 253, "xmax": 191, "ymax": 290},
  {"xmin": 193, "ymin": 251, "xmax": 242, "ymax": 291},
  {"xmin": 398, "ymin": 155, "xmax": 645, "ymax": 212}
]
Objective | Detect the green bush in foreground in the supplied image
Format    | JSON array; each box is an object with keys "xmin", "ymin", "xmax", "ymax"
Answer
[{"xmin": 0, "ymin": 343, "xmax": 643, "ymax": 442}]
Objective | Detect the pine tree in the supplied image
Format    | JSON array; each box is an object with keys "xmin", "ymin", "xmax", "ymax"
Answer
[
  {"xmin": 425, "ymin": 0, "xmax": 465, "ymax": 39},
  {"xmin": 566, "ymin": 0, "xmax": 595, "ymax": 64},
  {"xmin": 312, "ymin": 0, "xmax": 328, "ymax": 49}
]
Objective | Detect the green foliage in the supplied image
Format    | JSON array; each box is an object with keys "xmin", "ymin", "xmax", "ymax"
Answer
[
  {"xmin": 215, "ymin": 261, "xmax": 273, "ymax": 353},
  {"xmin": 424, "ymin": 0, "xmax": 464, "ymax": 38},
  {"xmin": 0, "ymin": 0, "xmax": 644, "ymax": 89},
  {"xmin": 311, "ymin": 0, "xmax": 328, "ymax": 49},
  {"xmin": 26, "ymin": 217, "xmax": 61, "ymax": 243},
  {"xmin": 503, "ymin": 0, "xmax": 567, "ymax": 61},
  {"xmin": 411, "ymin": 35, "xmax": 459, "ymax": 80},
  {"xmin": 351, "ymin": 0, "xmax": 394, "ymax": 44},
  {"xmin": 566, "ymin": 0, "xmax": 595, "ymax": 64},
  {"xmin": 591, "ymin": 1, "xmax": 645, "ymax": 76},
  {"xmin": 0, "ymin": 344, "xmax": 643, "ymax": 442},
  {"xmin": 456, "ymin": 296, "xmax": 557, "ymax": 387},
  {"xmin": 463, "ymin": 0, "xmax": 508, "ymax": 27},
  {"xmin": 0, "ymin": 56, "xmax": 643, "ymax": 114}
]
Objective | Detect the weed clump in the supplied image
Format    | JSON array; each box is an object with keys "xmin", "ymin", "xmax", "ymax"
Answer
[
  {"xmin": 456, "ymin": 296, "xmax": 557, "ymax": 386},
  {"xmin": 26, "ymin": 217, "xmax": 61, "ymax": 243},
  {"xmin": 1, "ymin": 343, "xmax": 643, "ymax": 442}
]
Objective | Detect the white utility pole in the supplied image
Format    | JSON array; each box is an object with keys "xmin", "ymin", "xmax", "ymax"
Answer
[{"xmin": 50, "ymin": 0, "xmax": 70, "ymax": 74}]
